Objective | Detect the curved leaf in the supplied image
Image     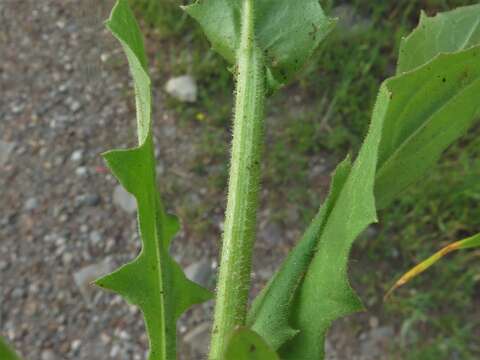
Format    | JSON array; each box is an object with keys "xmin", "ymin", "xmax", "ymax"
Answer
[
  {"xmin": 183, "ymin": 0, "xmax": 335, "ymax": 91},
  {"xmin": 95, "ymin": 1, "xmax": 212, "ymax": 359}
]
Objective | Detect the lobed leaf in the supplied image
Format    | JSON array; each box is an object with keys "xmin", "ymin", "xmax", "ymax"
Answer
[
  {"xmin": 95, "ymin": 1, "xmax": 212, "ymax": 359},
  {"xmin": 222, "ymin": 328, "xmax": 280, "ymax": 360},
  {"xmin": 386, "ymin": 232, "xmax": 480, "ymax": 299},
  {"xmin": 278, "ymin": 85, "xmax": 389, "ymax": 359},
  {"xmin": 183, "ymin": 0, "xmax": 335, "ymax": 92},
  {"xmin": 246, "ymin": 157, "xmax": 352, "ymax": 349},
  {"xmin": 248, "ymin": 5, "xmax": 480, "ymax": 359}
]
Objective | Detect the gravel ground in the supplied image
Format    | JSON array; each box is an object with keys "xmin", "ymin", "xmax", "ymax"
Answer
[
  {"xmin": 1, "ymin": 1, "xmax": 151, "ymax": 358},
  {"xmin": 0, "ymin": 1, "xmax": 395, "ymax": 359}
]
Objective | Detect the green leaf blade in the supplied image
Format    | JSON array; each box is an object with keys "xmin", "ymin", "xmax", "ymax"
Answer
[
  {"xmin": 376, "ymin": 5, "xmax": 480, "ymax": 209},
  {"xmin": 184, "ymin": 0, "xmax": 335, "ymax": 91},
  {"xmin": 222, "ymin": 328, "xmax": 280, "ymax": 360},
  {"xmin": 247, "ymin": 84, "xmax": 391, "ymax": 357},
  {"xmin": 247, "ymin": 156, "xmax": 353, "ymax": 349},
  {"xmin": 182, "ymin": 0, "xmax": 240, "ymax": 65},
  {"xmin": 255, "ymin": 0, "xmax": 336, "ymax": 89},
  {"xmin": 249, "ymin": 5, "xmax": 480, "ymax": 359},
  {"xmin": 279, "ymin": 85, "xmax": 390, "ymax": 359},
  {"xmin": 398, "ymin": 4, "xmax": 480, "ymax": 74},
  {"xmin": 97, "ymin": 1, "xmax": 212, "ymax": 359}
]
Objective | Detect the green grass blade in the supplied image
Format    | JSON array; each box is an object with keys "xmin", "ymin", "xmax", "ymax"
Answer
[
  {"xmin": 222, "ymin": 328, "xmax": 280, "ymax": 360},
  {"xmin": 0, "ymin": 337, "xmax": 21, "ymax": 360},
  {"xmin": 95, "ymin": 1, "xmax": 212, "ymax": 359},
  {"xmin": 386, "ymin": 233, "xmax": 480, "ymax": 299},
  {"xmin": 183, "ymin": 0, "xmax": 335, "ymax": 92}
]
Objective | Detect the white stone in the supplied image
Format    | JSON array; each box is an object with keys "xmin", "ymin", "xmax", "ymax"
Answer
[
  {"xmin": 73, "ymin": 260, "xmax": 113, "ymax": 301},
  {"xmin": 113, "ymin": 185, "xmax": 137, "ymax": 214},
  {"xmin": 75, "ymin": 166, "xmax": 88, "ymax": 176},
  {"xmin": 70, "ymin": 150, "xmax": 83, "ymax": 162},
  {"xmin": 62, "ymin": 252, "xmax": 73, "ymax": 265},
  {"xmin": 69, "ymin": 99, "xmax": 81, "ymax": 113},
  {"xmin": 165, "ymin": 75, "xmax": 197, "ymax": 102},
  {"xmin": 71, "ymin": 339, "xmax": 81, "ymax": 351},
  {"xmin": 0, "ymin": 141, "xmax": 15, "ymax": 166},
  {"xmin": 89, "ymin": 230, "xmax": 102, "ymax": 245},
  {"xmin": 24, "ymin": 197, "xmax": 39, "ymax": 211},
  {"xmin": 41, "ymin": 350, "xmax": 57, "ymax": 360}
]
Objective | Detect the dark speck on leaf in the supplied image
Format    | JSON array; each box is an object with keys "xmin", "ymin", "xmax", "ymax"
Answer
[
  {"xmin": 442, "ymin": 77, "xmax": 446, "ymax": 83},
  {"xmin": 249, "ymin": 344, "xmax": 256, "ymax": 352},
  {"xmin": 308, "ymin": 23, "xmax": 318, "ymax": 40}
]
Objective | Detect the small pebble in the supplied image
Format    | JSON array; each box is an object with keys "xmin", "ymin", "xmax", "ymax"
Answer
[
  {"xmin": 70, "ymin": 150, "xmax": 83, "ymax": 162},
  {"xmin": 0, "ymin": 141, "xmax": 15, "ymax": 166},
  {"xmin": 165, "ymin": 75, "xmax": 197, "ymax": 103},
  {"xmin": 41, "ymin": 349, "xmax": 57, "ymax": 360},
  {"xmin": 113, "ymin": 185, "xmax": 136, "ymax": 214},
  {"xmin": 70, "ymin": 100, "xmax": 81, "ymax": 113},
  {"xmin": 0, "ymin": 260, "xmax": 9, "ymax": 271},
  {"xmin": 89, "ymin": 230, "xmax": 101, "ymax": 245},
  {"xmin": 75, "ymin": 193, "xmax": 100, "ymax": 207},
  {"xmin": 62, "ymin": 252, "xmax": 73, "ymax": 265},
  {"xmin": 24, "ymin": 197, "xmax": 39, "ymax": 211},
  {"xmin": 71, "ymin": 339, "xmax": 81, "ymax": 351},
  {"xmin": 75, "ymin": 166, "xmax": 88, "ymax": 176}
]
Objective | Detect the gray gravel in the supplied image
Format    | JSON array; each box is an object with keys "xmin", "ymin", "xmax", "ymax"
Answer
[{"xmin": 0, "ymin": 1, "xmax": 151, "ymax": 358}]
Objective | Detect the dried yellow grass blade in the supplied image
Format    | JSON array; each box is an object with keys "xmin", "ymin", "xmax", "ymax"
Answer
[{"xmin": 385, "ymin": 233, "xmax": 480, "ymax": 300}]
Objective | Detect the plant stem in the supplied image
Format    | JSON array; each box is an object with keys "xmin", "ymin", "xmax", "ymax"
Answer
[{"xmin": 208, "ymin": 0, "xmax": 265, "ymax": 358}]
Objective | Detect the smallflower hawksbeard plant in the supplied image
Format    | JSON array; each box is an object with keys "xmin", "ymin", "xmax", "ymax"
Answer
[{"xmin": 89, "ymin": 1, "xmax": 480, "ymax": 359}]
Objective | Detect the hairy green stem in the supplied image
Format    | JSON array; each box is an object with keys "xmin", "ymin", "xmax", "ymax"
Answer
[{"xmin": 209, "ymin": 0, "xmax": 265, "ymax": 358}]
